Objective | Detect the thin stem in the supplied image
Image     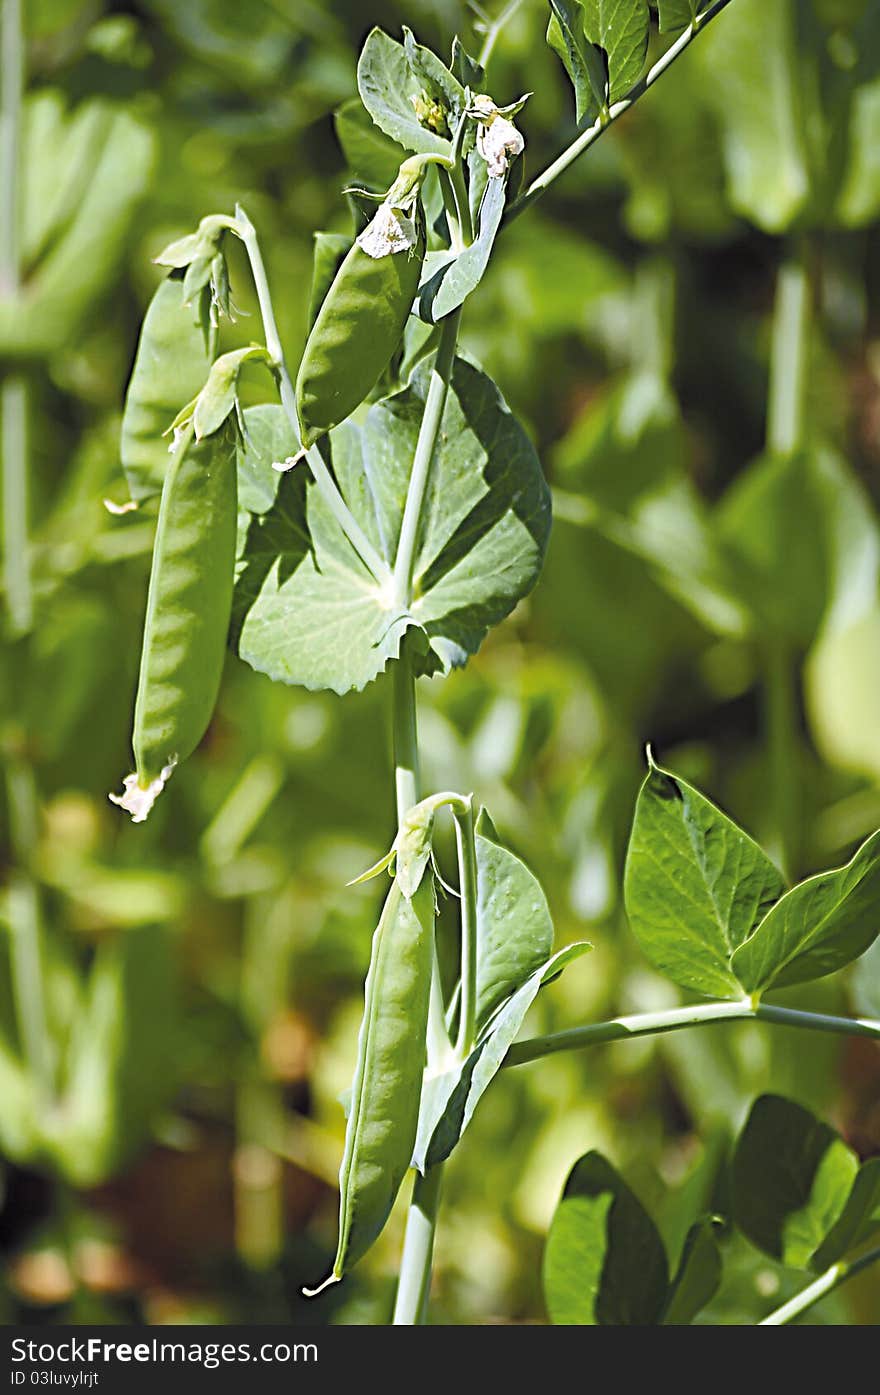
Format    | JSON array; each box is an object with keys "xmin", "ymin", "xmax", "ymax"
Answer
[
  {"xmin": 1, "ymin": 0, "xmax": 30, "ymax": 636},
  {"xmin": 476, "ymin": 0, "xmax": 525, "ymax": 70},
  {"xmin": 507, "ymin": 0, "xmax": 736, "ymax": 222},
  {"xmin": 503, "ymin": 998, "xmax": 880, "ymax": 1069},
  {"xmin": 763, "ymin": 642, "xmax": 799, "ymax": 882},
  {"xmin": 392, "ymin": 643, "xmax": 420, "ymax": 821},
  {"xmin": 233, "ymin": 209, "xmax": 388, "ymax": 584},
  {"xmin": 5, "ymin": 756, "xmax": 53, "ymax": 1099},
  {"xmin": 392, "ymin": 311, "xmax": 460, "ymax": 609},
  {"xmin": 453, "ymin": 798, "xmax": 478, "ymax": 1058},
  {"xmin": 760, "ymin": 1247, "xmax": 880, "ymax": 1326},
  {"xmin": 392, "ymin": 1166, "xmax": 443, "ymax": 1325},
  {"xmin": 767, "ymin": 242, "xmax": 811, "ymax": 457}
]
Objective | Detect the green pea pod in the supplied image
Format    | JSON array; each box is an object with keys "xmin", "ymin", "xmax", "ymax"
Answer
[
  {"xmin": 111, "ymin": 424, "xmax": 237, "ymax": 821},
  {"xmin": 295, "ymin": 202, "xmax": 426, "ymax": 447},
  {"xmin": 307, "ymin": 876, "xmax": 434, "ymax": 1292},
  {"xmin": 120, "ymin": 273, "xmax": 213, "ymax": 503}
]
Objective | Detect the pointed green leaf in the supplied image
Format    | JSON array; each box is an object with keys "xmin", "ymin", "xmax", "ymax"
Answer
[
  {"xmin": 813, "ymin": 1158, "xmax": 880, "ymax": 1271},
  {"xmin": 624, "ymin": 762, "xmax": 785, "ymax": 999},
  {"xmin": 662, "ymin": 1220, "xmax": 722, "ymax": 1324},
  {"xmin": 543, "ymin": 1151, "xmax": 669, "ymax": 1324},
  {"xmin": 732, "ymin": 1095, "xmax": 858, "ymax": 1270},
  {"xmin": 334, "ymin": 98, "xmax": 404, "ymax": 189},
  {"xmin": 417, "ymin": 174, "xmax": 507, "ymax": 324},
  {"xmin": 233, "ymin": 358, "xmax": 550, "ymax": 694},
  {"xmin": 546, "ymin": 1, "xmax": 604, "ymax": 123},
  {"xmin": 356, "ymin": 28, "xmax": 464, "ymax": 158},
  {"xmin": 732, "ymin": 828, "xmax": 880, "ymax": 993},
  {"xmin": 474, "ymin": 808, "xmax": 554, "ymax": 1031},
  {"xmin": 656, "ymin": 0, "xmax": 698, "ymax": 33},
  {"xmin": 414, "ymin": 943, "xmax": 591, "ymax": 1172},
  {"xmin": 582, "ymin": 0, "xmax": 650, "ymax": 102}
]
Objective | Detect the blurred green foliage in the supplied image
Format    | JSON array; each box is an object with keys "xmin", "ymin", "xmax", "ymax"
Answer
[{"xmin": 1, "ymin": 0, "xmax": 879, "ymax": 1325}]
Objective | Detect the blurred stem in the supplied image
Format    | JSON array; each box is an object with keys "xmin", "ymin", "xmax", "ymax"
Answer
[
  {"xmin": 1, "ymin": 0, "xmax": 30, "ymax": 635},
  {"xmin": 760, "ymin": 1246, "xmax": 880, "ymax": 1325},
  {"xmin": 477, "ymin": 0, "xmax": 525, "ymax": 70},
  {"xmin": 452, "ymin": 798, "xmax": 478, "ymax": 1059},
  {"xmin": 508, "ymin": 0, "xmax": 736, "ymax": 222},
  {"xmin": 762, "ymin": 246, "xmax": 811, "ymax": 880},
  {"xmin": 764, "ymin": 642, "xmax": 799, "ymax": 881},
  {"xmin": 392, "ymin": 310, "xmax": 460, "ymax": 610},
  {"xmin": 504, "ymin": 998, "xmax": 880, "ymax": 1068},
  {"xmin": 233, "ymin": 207, "xmax": 388, "ymax": 584},
  {"xmin": 5, "ymin": 755, "xmax": 53, "ymax": 1100},
  {"xmin": 767, "ymin": 243, "xmax": 811, "ymax": 457}
]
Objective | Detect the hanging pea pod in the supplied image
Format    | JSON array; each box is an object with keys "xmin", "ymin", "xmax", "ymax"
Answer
[
  {"xmin": 110, "ymin": 422, "xmax": 237, "ymax": 821},
  {"xmin": 295, "ymin": 161, "xmax": 429, "ymax": 447},
  {"xmin": 306, "ymin": 876, "xmax": 435, "ymax": 1292}
]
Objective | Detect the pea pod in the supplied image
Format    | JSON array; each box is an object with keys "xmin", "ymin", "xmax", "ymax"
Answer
[
  {"xmin": 295, "ymin": 200, "xmax": 426, "ymax": 447},
  {"xmin": 120, "ymin": 274, "xmax": 212, "ymax": 503},
  {"xmin": 110, "ymin": 424, "xmax": 237, "ymax": 821},
  {"xmin": 307, "ymin": 876, "xmax": 434, "ymax": 1291}
]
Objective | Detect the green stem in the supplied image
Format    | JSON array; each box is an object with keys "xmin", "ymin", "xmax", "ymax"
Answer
[
  {"xmin": 233, "ymin": 208, "xmax": 388, "ymax": 584},
  {"xmin": 760, "ymin": 1246, "xmax": 880, "ymax": 1326},
  {"xmin": 452, "ymin": 797, "xmax": 478, "ymax": 1058},
  {"xmin": 392, "ymin": 311, "xmax": 460, "ymax": 610},
  {"xmin": 767, "ymin": 243, "xmax": 811, "ymax": 457},
  {"xmin": 476, "ymin": 0, "xmax": 525, "ymax": 70},
  {"xmin": 388, "ymin": 307, "xmax": 461, "ymax": 1322},
  {"xmin": 764, "ymin": 642, "xmax": 799, "ymax": 882},
  {"xmin": 507, "ymin": 0, "xmax": 736, "ymax": 222},
  {"xmin": 5, "ymin": 755, "xmax": 53, "ymax": 1100},
  {"xmin": 503, "ymin": 998, "xmax": 880, "ymax": 1069},
  {"xmin": 392, "ymin": 1165, "xmax": 443, "ymax": 1325}
]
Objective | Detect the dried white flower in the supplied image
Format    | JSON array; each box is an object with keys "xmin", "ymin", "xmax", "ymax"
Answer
[
  {"xmin": 272, "ymin": 450, "xmax": 305, "ymax": 473},
  {"xmin": 103, "ymin": 498, "xmax": 139, "ymax": 516},
  {"xmin": 356, "ymin": 202, "xmax": 418, "ymax": 259},
  {"xmin": 109, "ymin": 760, "xmax": 177, "ymax": 823},
  {"xmin": 477, "ymin": 112, "xmax": 525, "ymax": 179}
]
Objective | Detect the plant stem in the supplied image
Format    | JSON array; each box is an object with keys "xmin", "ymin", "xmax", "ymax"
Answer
[
  {"xmin": 453, "ymin": 798, "xmax": 478, "ymax": 1058},
  {"xmin": 477, "ymin": 0, "xmax": 525, "ymax": 70},
  {"xmin": 392, "ymin": 1165, "xmax": 443, "ymax": 1325},
  {"xmin": 503, "ymin": 998, "xmax": 880, "ymax": 1068},
  {"xmin": 389, "ymin": 310, "xmax": 462, "ymax": 1325},
  {"xmin": 5, "ymin": 754, "xmax": 53, "ymax": 1100},
  {"xmin": 760, "ymin": 1246, "xmax": 880, "ymax": 1326},
  {"xmin": 1, "ymin": 0, "xmax": 30, "ymax": 636},
  {"xmin": 507, "ymin": 0, "xmax": 736, "ymax": 222},
  {"xmin": 392, "ymin": 311, "xmax": 460, "ymax": 609},
  {"xmin": 233, "ymin": 208, "xmax": 388, "ymax": 584},
  {"xmin": 767, "ymin": 242, "xmax": 811, "ymax": 457},
  {"xmin": 764, "ymin": 641, "xmax": 799, "ymax": 882},
  {"xmin": 761, "ymin": 244, "xmax": 810, "ymax": 878}
]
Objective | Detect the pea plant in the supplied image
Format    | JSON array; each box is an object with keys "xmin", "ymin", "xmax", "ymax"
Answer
[{"xmin": 103, "ymin": 0, "xmax": 880, "ymax": 1325}]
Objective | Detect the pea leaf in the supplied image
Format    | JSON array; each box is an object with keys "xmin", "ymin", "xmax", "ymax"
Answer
[
  {"xmin": 582, "ymin": 0, "xmax": 650, "ymax": 103},
  {"xmin": 233, "ymin": 358, "xmax": 551, "ymax": 694},
  {"xmin": 121, "ymin": 274, "xmax": 212, "ymax": 503},
  {"xmin": 474, "ymin": 808, "xmax": 554, "ymax": 1031},
  {"xmin": 357, "ymin": 27, "xmax": 464, "ymax": 158},
  {"xmin": 731, "ymin": 828, "xmax": 880, "ymax": 994},
  {"xmin": 732, "ymin": 1095, "xmax": 861, "ymax": 1271},
  {"xmin": 417, "ymin": 174, "xmax": 507, "ymax": 324},
  {"xmin": 656, "ymin": 0, "xmax": 699, "ymax": 33},
  {"xmin": 853, "ymin": 938, "xmax": 880, "ymax": 1020},
  {"xmin": 414, "ymin": 943, "xmax": 591, "ymax": 1173},
  {"xmin": 813, "ymin": 1159, "xmax": 880, "ymax": 1272},
  {"xmin": 662, "ymin": 1220, "xmax": 722, "ymax": 1324},
  {"xmin": 543, "ymin": 1152, "xmax": 669, "ymax": 1324},
  {"xmin": 546, "ymin": 0, "xmax": 605, "ymax": 123},
  {"xmin": 623, "ymin": 760, "xmax": 785, "ymax": 999}
]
